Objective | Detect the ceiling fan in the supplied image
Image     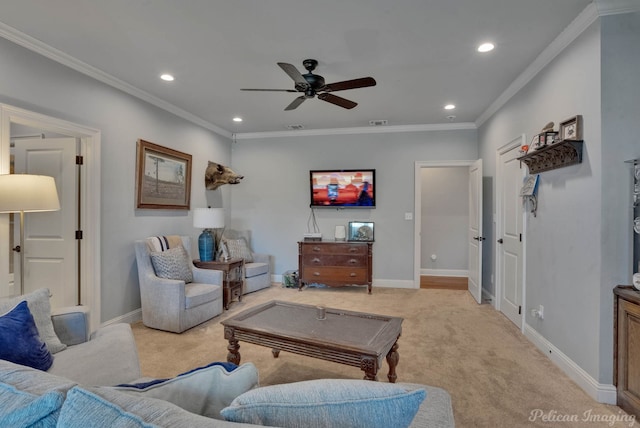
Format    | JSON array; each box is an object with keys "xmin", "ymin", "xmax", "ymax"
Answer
[{"xmin": 241, "ymin": 59, "xmax": 376, "ymax": 111}]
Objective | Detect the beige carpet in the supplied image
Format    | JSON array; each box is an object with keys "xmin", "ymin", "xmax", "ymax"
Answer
[{"xmin": 131, "ymin": 285, "xmax": 637, "ymax": 428}]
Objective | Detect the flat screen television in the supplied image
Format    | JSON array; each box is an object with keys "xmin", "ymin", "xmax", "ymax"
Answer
[{"xmin": 309, "ymin": 169, "xmax": 375, "ymax": 208}]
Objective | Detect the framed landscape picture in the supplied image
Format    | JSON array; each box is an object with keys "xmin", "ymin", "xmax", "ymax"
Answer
[{"xmin": 136, "ymin": 139, "xmax": 192, "ymax": 209}]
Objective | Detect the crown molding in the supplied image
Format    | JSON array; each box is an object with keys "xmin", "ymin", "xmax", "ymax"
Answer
[
  {"xmin": 475, "ymin": 3, "xmax": 600, "ymax": 127},
  {"xmin": 0, "ymin": 22, "xmax": 232, "ymax": 139},
  {"xmin": 234, "ymin": 122, "xmax": 476, "ymax": 140},
  {"xmin": 595, "ymin": 0, "xmax": 640, "ymax": 15}
]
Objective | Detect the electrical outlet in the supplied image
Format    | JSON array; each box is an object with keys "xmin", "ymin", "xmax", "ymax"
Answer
[
  {"xmin": 538, "ymin": 305, "xmax": 544, "ymax": 320},
  {"xmin": 404, "ymin": 212, "xmax": 413, "ymax": 220}
]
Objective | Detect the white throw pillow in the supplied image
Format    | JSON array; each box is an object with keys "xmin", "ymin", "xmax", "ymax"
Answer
[{"xmin": 113, "ymin": 362, "xmax": 259, "ymax": 419}]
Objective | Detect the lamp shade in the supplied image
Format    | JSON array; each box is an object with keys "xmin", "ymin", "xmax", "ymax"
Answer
[
  {"xmin": 0, "ymin": 174, "xmax": 60, "ymax": 213},
  {"xmin": 193, "ymin": 207, "xmax": 225, "ymax": 229}
]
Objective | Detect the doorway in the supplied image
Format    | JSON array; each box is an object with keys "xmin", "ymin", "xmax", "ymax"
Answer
[
  {"xmin": 0, "ymin": 104, "xmax": 102, "ymax": 331},
  {"xmin": 414, "ymin": 160, "xmax": 483, "ymax": 302}
]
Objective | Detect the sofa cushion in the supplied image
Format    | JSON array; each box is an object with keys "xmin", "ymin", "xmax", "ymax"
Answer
[
  {"xmin": 0, "ymin": 288, "xmax": 66, "ymax": 354},
  {"xmin": 114, "ymin": 362, "xmax": 259, "ymax": 419},
  {"xmin": 0, "ymin": 301, "xmax": 54, "ymax": 371},
  {"xmin": 184, "ymin": 283, "xmax": 221, "ymax": 309},
  {"xmin": 58, "ymin": 386, "xmax": 158, "ymax": 428},
  {"xmin": 0, "ymin": 382, "xmax": 64, "ymax": 427},
  {"xmin": 69, "ymin": 386, "xmax": 263, "ymax": 428},
  {"xmin": 244, "ymin": 262, "xmax": 269, "ymax": 278},
  {"xmin": 223, "ymin": 238, "xmax": 254, "ymax": 263},
  {"xmin": 220, "ymin": 379, "xmax": 426, "ymax": 428},
  {"xmin": 150, "ymin": 245, "xmax": 193, "ymax": 284}
]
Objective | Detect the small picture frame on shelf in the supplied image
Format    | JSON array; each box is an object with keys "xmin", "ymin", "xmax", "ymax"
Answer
[
  {"xmin": 348, "ymin": 221, "xmax": 374, "ymax": 242},
  {"xmin": 559, "ymin": 115, "xmax": 582, "ymax": 141},
  {"xmin": 529, "ymin": 134, "xmax": 544, "ymax": 152},
  {"xmin": 542, "ymin": 131, "xmax": 559, "ymax": 146}
]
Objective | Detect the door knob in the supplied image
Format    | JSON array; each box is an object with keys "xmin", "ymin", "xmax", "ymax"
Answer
[{"xmin": 497, "ymin": 238, "xmax": 504, "ymax": 244}]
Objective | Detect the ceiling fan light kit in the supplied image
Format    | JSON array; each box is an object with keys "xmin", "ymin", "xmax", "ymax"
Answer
[{"xmin": 241, "ymin": 59, "xmax": 376, "ymax": 111}]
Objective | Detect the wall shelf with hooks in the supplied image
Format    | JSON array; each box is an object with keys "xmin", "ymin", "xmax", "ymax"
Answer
[{"xmin": 518, "ymin": 140, "xmax": 583, "ymax": 173}]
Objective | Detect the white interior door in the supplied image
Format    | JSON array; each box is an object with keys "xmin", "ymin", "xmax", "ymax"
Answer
[
  {"xmin": 467, "ymin": 159, "xmax": 483, "ymax": 303},
  {"xmin": 13, "ymin": 137, "xmax": 78, "ymax": 308},
  {"xmin": 498, "ymin": 145, "xmax": 524, "ymax": 327}
]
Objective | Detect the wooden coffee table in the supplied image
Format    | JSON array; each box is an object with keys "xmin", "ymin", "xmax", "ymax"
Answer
[{"xmin": 221, "ymin": 300, "xmax": 403, "ymax": 382}]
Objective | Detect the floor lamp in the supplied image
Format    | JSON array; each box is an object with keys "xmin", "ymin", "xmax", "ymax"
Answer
[{"xmin": 0, "ymin": 174, "xmax": 61, "ymax": 295}]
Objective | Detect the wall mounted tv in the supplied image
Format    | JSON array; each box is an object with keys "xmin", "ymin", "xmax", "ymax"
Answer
[{"xmin": 310, "ymin": 169, "xmax": 375, "ymax": 208}]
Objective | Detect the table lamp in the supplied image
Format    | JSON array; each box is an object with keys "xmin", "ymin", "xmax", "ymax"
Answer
[
  {"xmin": 0, "ymin": 174, "xmax": 61, "ymax": 294},
  {"xmin": 193, "ymin": 207, "xmax": 224, "ymax": 261}
]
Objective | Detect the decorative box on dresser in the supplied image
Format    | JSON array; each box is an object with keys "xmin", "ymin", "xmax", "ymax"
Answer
[
  {"xmin": 614, "ymin": 285, "xmax": 640, "ymax": 418},
  {"xmin": 298, "ymin": 241, "xmax": 373, "ymax": 294}
]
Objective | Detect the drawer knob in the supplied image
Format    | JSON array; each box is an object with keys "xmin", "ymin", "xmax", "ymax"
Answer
[
  {"xmin": 349, "ymin": 248, "xmax": 358, "ymax": 252},
  {"xmin": 313, "ymin": 246, "xmax": 321, "ymax": 252},
  {"xmin": 348, "ymin": 259, "xmax": 357, "ymax": 265},
  {"xmin": 350, "ymin": 272, "xmax": 357, "ymax": 277},
  {"xmin": 313, "ymin": 272, "xmax": 321, "ymax": 276},
  {"xmin": 312, "ymin": 258, "xmax": 321, "ymax": 263}
]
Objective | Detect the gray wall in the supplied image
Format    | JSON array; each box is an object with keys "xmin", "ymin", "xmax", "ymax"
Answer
[
  {"xmin": 0, "ymin": 37, "xmax": 233, "ymax": 322},
  {"xmin": 420, "ymin": 167, "xmax": 469, "ymax": 272},
  {"xmin": 229, "ymin": 130, "xmax": 477, "ymax": 283},
  {"xmin": 478, "ymin": 12, "xmax": 640, "ymax": 385}
]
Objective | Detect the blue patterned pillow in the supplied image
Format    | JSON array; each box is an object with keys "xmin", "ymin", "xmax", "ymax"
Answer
[
  {"xmin": 0, "ymin": 382, "xmax": 64, "ymax": 427},
  {"xmin": 220, "ymin": 379, "xmax": 426, "ymax": 428},
  {"xmin": 0, "ymin": 301, "xmax": 54, "ymax": 371}
]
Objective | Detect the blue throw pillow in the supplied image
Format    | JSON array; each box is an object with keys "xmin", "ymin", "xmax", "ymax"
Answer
[
  {"xmin": 57, "ymin": 387, "xmax": 158, "ymax": 428},
  {"xmin": 220, "ymin": 379, "xmax": 426, "ymax": 428},
  {"xmin": 0, "ymin": 382, "xmax": 64, "ymax": 427},
  {"xmin": 0, "ymin": 301, "xmax": 54, "ymax": 371}
]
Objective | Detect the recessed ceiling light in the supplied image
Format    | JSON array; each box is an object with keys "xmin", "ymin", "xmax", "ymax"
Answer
[
  {"xmin": 160, "ymin": 74, "xmax": 174, "ymax": 81},
  {"xmin": 477, "ymin": 43, "xmax": 495, "ymax": 53},
  {"xmin": 444, "ymin": 104, "xmax": 456, "ymax": 110},
  {"xmin": 232, "ymin": 117, "xmax": 243, "ymax": 123}
]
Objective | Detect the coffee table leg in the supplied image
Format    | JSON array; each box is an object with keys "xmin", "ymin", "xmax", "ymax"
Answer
[
  {"xmin": 272, "ymin": 348, "xmax": 280, "ymax": 358},
  {"xmin": 361, "ymin": 357, "xmax": 378, "ymax": 381},
  {"xmin": 224, "ymin": 327, "xmax": 241, "ymax": 365},
  {"xmin": 386, "ymin": 341, "xmax": 399, "ymax": 383}
]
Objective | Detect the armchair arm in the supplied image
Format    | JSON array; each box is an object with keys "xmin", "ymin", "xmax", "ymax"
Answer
[
  {"xmin": 192, "ymin": 266, "xmax": 223, "ymax": 284},
  {"xmin": 139, "ymin": 272, "xmax": 186, "ymax": 330},
  {"xmin": 51, "ymin": 306, "xmax": 90, "ymax": 346}
]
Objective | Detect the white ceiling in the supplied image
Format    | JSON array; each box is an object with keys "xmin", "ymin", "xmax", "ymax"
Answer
[{"xmin": 0, "ymin": 0, "xmax": 596, "ymax": 135}]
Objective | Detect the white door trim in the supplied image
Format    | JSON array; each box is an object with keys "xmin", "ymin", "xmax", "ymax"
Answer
[
  {"xmin": 495, "ymin": 135, "xmax": 526, "ymax": 331},
  {"xmin": 414, "ymin": 160, "xmax": 479, "ymax": 289},
  {"xmin": 0, "ymin": 104, "xmax": 101, "ymax": 331}
]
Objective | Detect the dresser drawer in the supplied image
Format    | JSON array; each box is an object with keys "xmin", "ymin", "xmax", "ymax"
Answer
[
  {"xmin": 301, "ymin": 243, "xmax": 368, "ymax": 255},
  {"xmin": 301, "ymin": 267, "xmax": 368, "ymax": 284},
  {"xmin": 301, "ymin": 254, "xmax": 366, "ymax": 267}
]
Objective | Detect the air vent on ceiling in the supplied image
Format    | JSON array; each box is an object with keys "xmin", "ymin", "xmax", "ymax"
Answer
[
  {"xmin": 369, "ymin": 120, "xmax": 388, "ymax": 126},
  {"xmin": 286, "ymin": 124, "xmax": 305, "ymax": 130}
]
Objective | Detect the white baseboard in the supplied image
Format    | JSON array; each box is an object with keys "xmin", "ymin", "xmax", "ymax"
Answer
[
  {"xmin": 373, "ymin": 279, "xmax": 417, "ymax": 289},
  {"xmin": 482, "ymin": 289, "xmax": 496, "ymax": 307},
  {"xmin": 524, "ymin": 324, "xmax": 616, "ymax": 404},
  {"xmin": 102, "ymin": 308, "xmax": 141, "ymax": 328},
  {"xmin": 421, "ymin": 269, "xmax": 468, "ymax": 277}
]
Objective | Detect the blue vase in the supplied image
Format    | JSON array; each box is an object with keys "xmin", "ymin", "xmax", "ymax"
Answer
[{"xmin": 198, "ymin": 230, "xmax": 214, "ymax": 261}]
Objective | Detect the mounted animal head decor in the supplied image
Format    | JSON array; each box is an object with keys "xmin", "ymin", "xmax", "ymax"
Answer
[{"xmin": 205, "ymin": 161, "xmax": 244, "ymax": 190}]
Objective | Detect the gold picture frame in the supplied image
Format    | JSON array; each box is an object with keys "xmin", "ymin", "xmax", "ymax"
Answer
[{"xmin": 136, "ymin": 139, "xmax": 192, "ymax": 209}]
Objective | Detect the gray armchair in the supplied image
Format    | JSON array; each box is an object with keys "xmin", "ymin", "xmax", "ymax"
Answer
[
  {"xmin": 134, "ymin": 236, "xmax": 224, "ymax": 333},
  {"xmin": 221, "ymin": 229, "xmax": 272, "ymax": 294}
]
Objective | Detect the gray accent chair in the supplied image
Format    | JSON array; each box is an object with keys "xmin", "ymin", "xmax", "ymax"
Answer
[
  {"xmin": 134, "ymin": 236, "xmax": 224, "ymax": 333},
  {"xmin": 221, "ymin": 229, "xmax": 272, "ymax": 294}
]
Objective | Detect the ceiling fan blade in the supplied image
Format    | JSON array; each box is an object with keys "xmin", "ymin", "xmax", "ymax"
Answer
[
  {"xmin": 284, "ymin": 96, "xmax": 307, "ymax": 111},
  {"xmin": 322, "ymin": 77, "xmax": 376, "ymax": 92},
  {"xmin": 241, "ymin": 88, "xmax": 298, "ymax": 92},
  {"xmin": 317, "ymin": 93, "xmax": 357, "ymax": 109},
  {"xmin": 278, "ymin": 62, "xmax": 309, "ymax": 87}
]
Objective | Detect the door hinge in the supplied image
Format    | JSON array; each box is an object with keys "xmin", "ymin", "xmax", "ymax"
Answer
[
  {"xmin": 519, "ymin": 233, "xmax": 522, "ymax": 242},
  {"xmin": 75, "ymin": 230, "xmax": 83, "ymax": 240},
  {"xmin": 76, "ymin": 155, "xmax": 83, "ymax": 165},
  {"xmin": 518, "ymin": 306, "xmax": 522, "ymax": 315}
]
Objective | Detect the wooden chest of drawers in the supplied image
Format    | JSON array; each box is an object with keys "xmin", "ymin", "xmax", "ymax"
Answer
[{"xmin": 298, "ymin": 241, "xmax": 373, "ymax": 293}]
